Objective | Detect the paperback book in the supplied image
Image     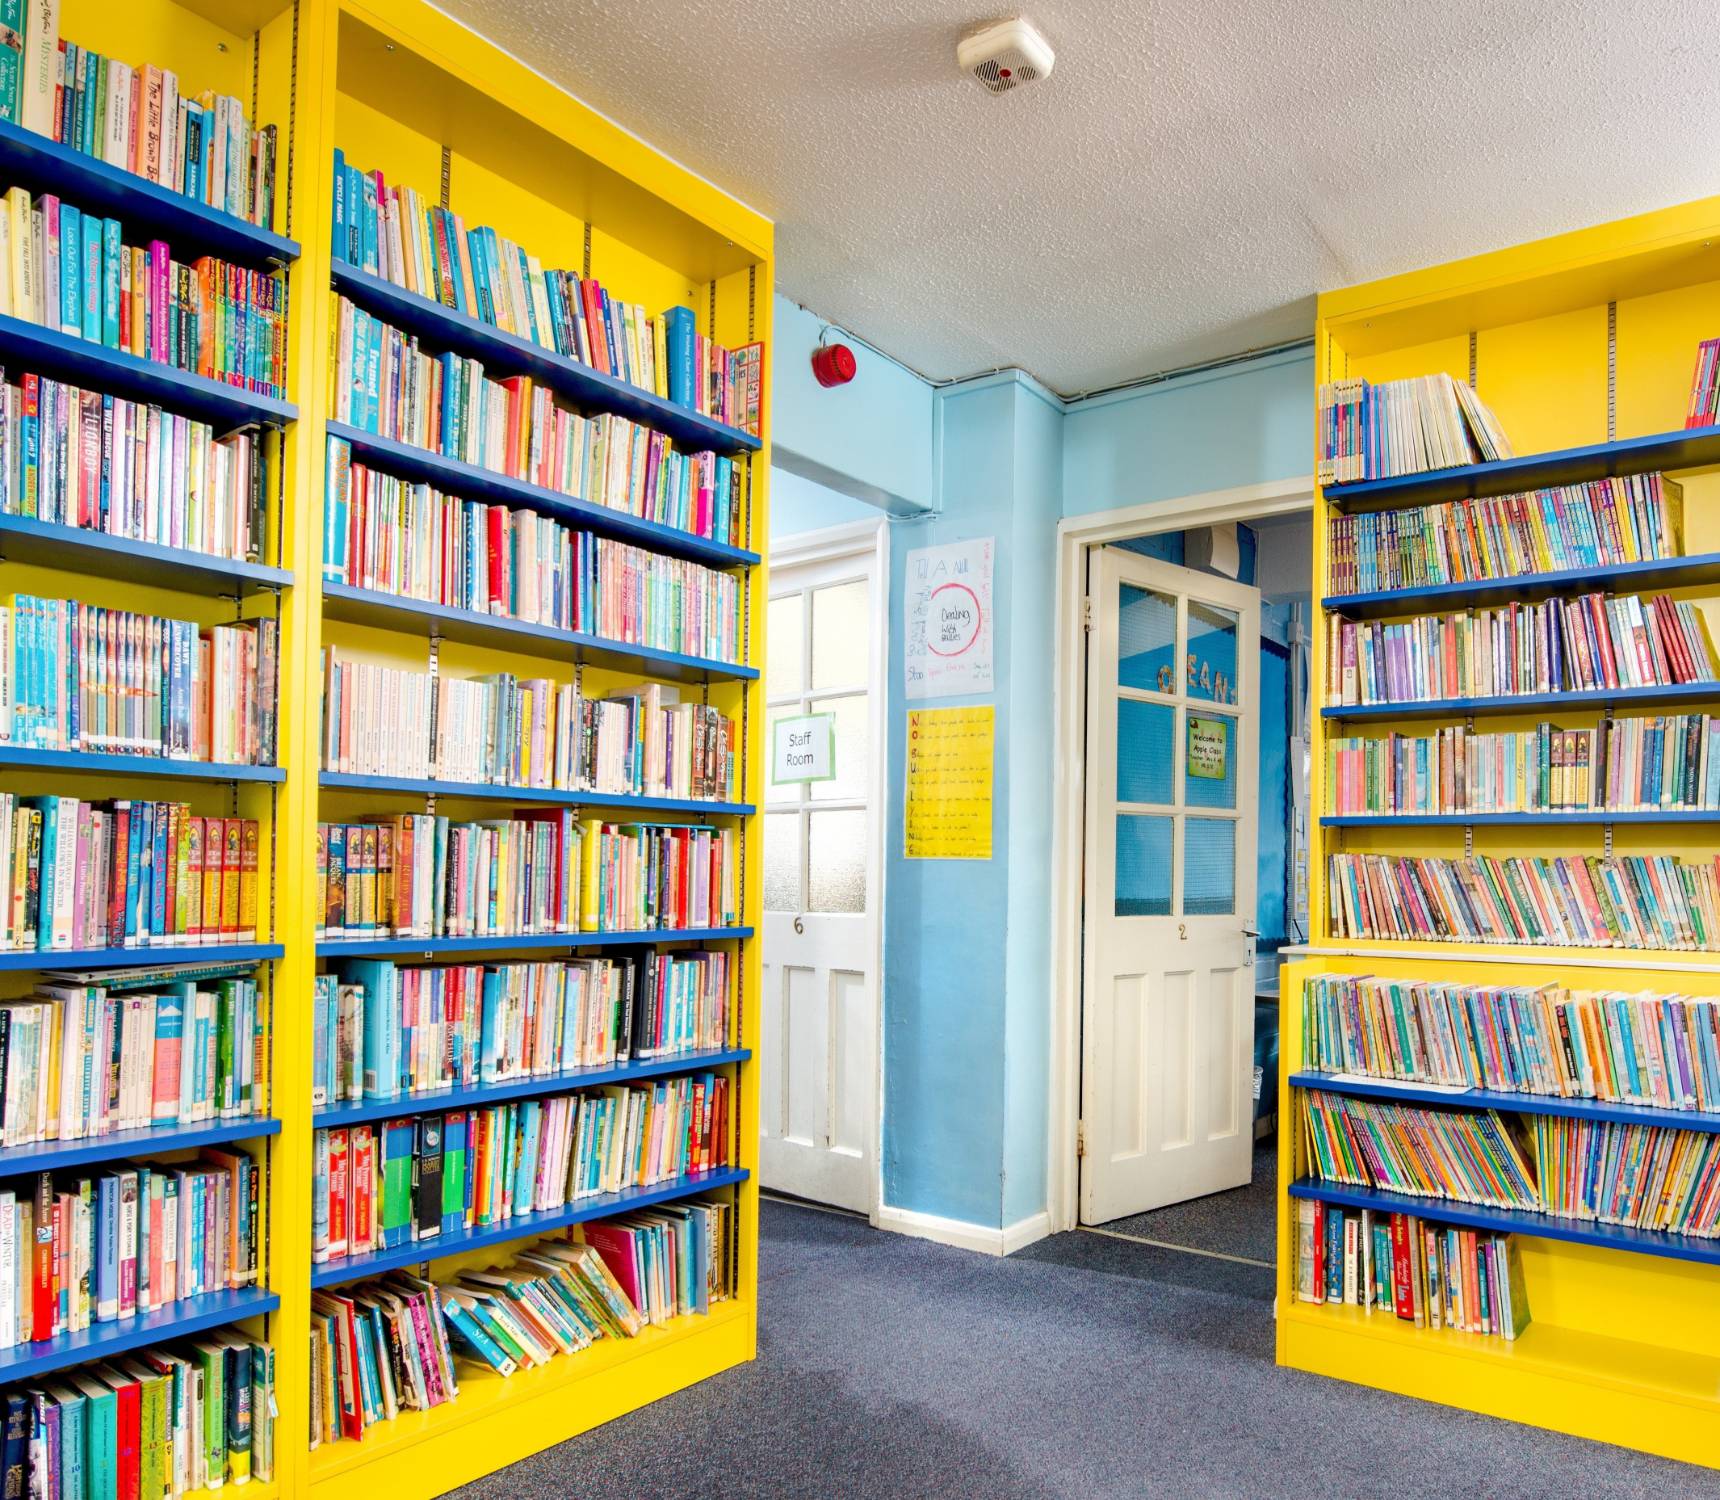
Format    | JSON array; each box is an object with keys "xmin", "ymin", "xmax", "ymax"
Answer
[
  {"xmin": 1292, "ymin": 1198, "xmax": 1529, "ymax": 1339},
  {"xmin": 310, "ymin": 1071, "xmax": 731, "ymax": 1262},
  {"xmin": 1317, "ymin": 373, "xmax": 1513, "ymax": 486},
  {"xmin": 311, "ymin": 949, "xmax": 732, "ymax": 1106},
  {"xmin": 1327, "ymin": 850, "xmax": 1720, "ymax": 951},
  {"xmin": 1326, "ymin": 473, "xmax": 1683, "ymax": 595}
]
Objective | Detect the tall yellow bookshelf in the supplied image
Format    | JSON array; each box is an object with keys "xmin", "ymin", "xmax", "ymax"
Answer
[
  {"xmin": 0, "ymin": 0, "xmax": 769, "ymax": 1494},
  {"xmin": 1280, "ymin": 197, "xmax": 1720, "ymax": 1466}
]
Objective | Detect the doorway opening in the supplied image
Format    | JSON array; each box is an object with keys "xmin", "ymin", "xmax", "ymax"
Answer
[{"xmin": 1052, "ymin": 482, "xmax": 1313, "ymax": 1266}]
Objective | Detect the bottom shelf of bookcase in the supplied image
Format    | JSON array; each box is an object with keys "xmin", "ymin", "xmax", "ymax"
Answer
[
  {"xmin": 307, "ymin": 1297, "xmax": 754, "ymax": 1498},
  {"xmin": 1277, "ymin": 1301, "xmax": 1720, "ymax": 1466}
]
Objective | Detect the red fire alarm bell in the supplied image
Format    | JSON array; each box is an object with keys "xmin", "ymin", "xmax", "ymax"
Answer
[{"xmin": 812, "ymin": 341, "xmax": 857, "ymax": 388}]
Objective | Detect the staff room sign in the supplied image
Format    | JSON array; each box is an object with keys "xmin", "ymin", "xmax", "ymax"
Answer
[
  {"xmin": 905, "ymin": 537, "xmax": 995, "ymax": 699},
  {"xmin": 772, "ymin": 712, "xmax": 836, "ymax": 785}
]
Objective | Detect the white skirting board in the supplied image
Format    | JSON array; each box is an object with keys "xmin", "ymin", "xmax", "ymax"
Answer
[{"xmin": 874, "ymin": 1204, "xmax": 1053, "ymax": 1257}]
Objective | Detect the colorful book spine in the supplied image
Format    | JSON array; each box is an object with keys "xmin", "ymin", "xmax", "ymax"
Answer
[{"xmin": 1317, "ymin": 372, "xmax": 1513, "ymax": 485}]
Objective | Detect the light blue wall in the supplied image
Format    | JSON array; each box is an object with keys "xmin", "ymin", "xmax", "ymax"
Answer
[
  {"xmin": 769, "ymin": 321, "xmax": 1313, "ymax": 1234},
  {"xmin": 1063, "ymin": 348, "xmax": 1313, "ymax": 514},
  {"xmin": 769, "ymin": 466, "xmax": 877, "ymax": 539},
  {"xmin": 773, "ymin": 297, "xmax": 938, "ymax": 514}
]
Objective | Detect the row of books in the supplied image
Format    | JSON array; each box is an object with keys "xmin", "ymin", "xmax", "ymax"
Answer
[
  {"xmin": 0, "ymin": 1333, "xmax": 274, "ymax": 1499},
  {"xmin": 0, "ymin": 974, "xmax": 264, "ymax": 1146},
  {"xmin": 0, "ymin": 184, "xmax": 289, "ymax": 397},
  {"xmin": 312, "ymin": 1207, "xmax": 733, "ymax": 1446},
  {"xmin": 0, "ymin": 798, "xmax": 259, "ymax": 952},
  {"xmin": 330, "ymin": 153, "xmax": 762, "ymax": 433},
  {"xmin": 324, "ymin": 442, "xmax": 747, "ymax": 615},
  {"xmin": 1534, "ymin": 1113, "xmax": 1720, "ymax": 1234},
  {"xmin": 312, "ymin": 949, "xmax": 733, "ymax": 1106},
  {"xmin": 9, "ymin": 13, "xmax": 278, "ymax": 230},
  {"xmin": 1298, "ymin": 1091, "xmax": 1539, "ymax": 1210},
  {"xmin": 1301, "ymin": 972, "xmax": 1720, "ymax": 1111},
  {"xmin": 321, "ymin": 653, "xmax": 736, "ymax": 801},
  {"xmin": 1323, "ymin": 715, "xmax": 1720, "ymax": 815},
  {"xmin": 1686, "ymin": 336, "xmax": 1720, "ymax": 429},
  {"xmin": 1325, "ymin": 474, "xmax": 1684, "ymax": 596},
  {"xmin": 1292, "ymin": 1199, "xmax": 1529, "ymax": 1339},
  {"xmin": 1317, "ymin": 372, "xmax": 1512, "ymax": 486},
  {"xmin": 311, "ymin": 1072, "xmax": 731, "ymax": 1262},
  {"xmin": 314, "ymin": 815, "xmax": 739, "ymax": 940},
  {"xmin": 0, "ymin": 1150, "xmax": 260, "ymax": 1348},
  {"xmin": 1327, "ymin": 851, "xmax": 1720, "ymax": 950},
  {"xmin": 0, "ymin": 597, "xmax": 277, "ymax": 766},
  {"xmin": 0, "ymin": 369, "xmax": 269, "ymax": 564},
  {"xmin": 329, "ymin": 299, "xmax": 749, "ymax": 543},
  {"xmin": 1324, "ymin": 593, "xmax": 1718, "ymax": 707}
]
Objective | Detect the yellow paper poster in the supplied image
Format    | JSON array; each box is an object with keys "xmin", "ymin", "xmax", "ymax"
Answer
[{"xmin": 905, "ymin": 706, "xmax": 994, "ymax": 859}]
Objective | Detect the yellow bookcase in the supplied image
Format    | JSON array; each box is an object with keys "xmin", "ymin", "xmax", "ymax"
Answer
[
  {"xmin": 1280, "ymin": 197, "xmax": 1720, "ymax": 1466},
  {"xmin": 1, "ymin": 0, "xmax": 770, "ymax": 1494}
]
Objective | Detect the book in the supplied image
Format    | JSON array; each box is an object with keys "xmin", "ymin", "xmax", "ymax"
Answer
[
  {"xmin": 0, "ymin": 367, "xmax": 268, "ymax": 562},
  {"xmin": 1325, "ymin": 848, "xmax": 1720, "ymax": 950},
  {"xmin": 1292, "ymin": 1201, "xmax": 1529, "ymax": 1339},
  {"xmin": 1687, "ymin": 337, "xmax": 1720, "ymax": 429},
  {"xmin": 0, "ymin": 797, "xmax": 259, "ymax": 950},
  {"xmin": 1301, "ymin": 972, "xmax": 1720, "ymax": 1109},
  {"xmin": 312, "ymin": 948, "xmax": 730, "ymax": 1106},
  {"xmin": 311, "ymin": 1071, "xmax": 731, "ymax": 1264},
  {"xmin": 329, "ymin": 154, "xmax": 756, "ymax": 426},
  {"xmin": 320, "ymin": 650, "xmax": 735, "ymax": 800},
  {"xmin": 1324, "ymin": 711, "xmax": 1720, "ymax": 816},
  {"xmin": 0, "ymin": 186, "xmax": 288, "ymax": 396},
  {"xmin": 1324, "ymin": 592, "xmax": 1719, "ymax": 707},
  {"xmin": 0, "ymin": 594, "xmax": 277, "ymax": 763},
  {"xmin": 1326, "ymin": 473, "xmax": 1684, "ymax": 595},
  {"xmin": 1318, "ymin": 372, "xmax": 1513, "ymax": 485},
  {"xmin": 312, "ymin": 813, "xmax": 737, "ymax": 941}
]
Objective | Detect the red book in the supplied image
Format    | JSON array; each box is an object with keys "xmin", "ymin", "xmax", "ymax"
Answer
[
  {"xmin": 1389, "ymin": 1214, "xmax": 1414, "ymax": 1321},
  {"xmin": 580, "ymin": 281, "xmax": 610, "ymax": 374},
  {"xmin": 486, "ymin": 505, "xmax": 507, "ymax": 613},
  {"xmin": 582, "ymin": 1222, "xmax": 642, "ymax": 1306},
  {"xmin": 350, "ymin": 1125, "xmax": 374, "ymax": 1254},
  {"xmin": 31, "ymin": 1172, "xmax": 52, "ymax": 1341},
  {"xmin": 327, "ymin": 1128, "xmax": 349, "ymax": 1258},
  {"xmin": 103, "ymin": 1365, "xmax": 142, "ymax": 1500}
]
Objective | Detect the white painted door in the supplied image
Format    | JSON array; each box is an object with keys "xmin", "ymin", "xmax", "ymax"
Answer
[
  {"xmin": 759, "ymin": 530, "xmax": 883, "ymax": 1213},
  {"xmin": 1080, "ymin": 546, "xmax": 1260, "ymax": 1224}
]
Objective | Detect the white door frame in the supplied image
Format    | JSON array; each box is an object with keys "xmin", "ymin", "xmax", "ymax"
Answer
[
  {"xmin": 1047, "ymin": 476, "xmax": 1314, "ymax": 1235},
  {"xmin": 764, "ymin": 516, "xmax": 890, "ymax": 1221}
]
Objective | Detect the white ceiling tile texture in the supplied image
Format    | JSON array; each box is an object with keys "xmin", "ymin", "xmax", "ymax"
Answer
[{"xmin": 434, "ymin": 0, "xmax": 1720, "ymax": 394}]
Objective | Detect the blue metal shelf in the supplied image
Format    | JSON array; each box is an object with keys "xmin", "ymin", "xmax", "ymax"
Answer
[
  {"xmin": 1324, "ymin": 551, "xmax": 1720, "ymax": 619},
  {"xmin": 331, "ymin": 262, "xmax": 760, "ymax": 458},
  {"xmin": 320, "ymin": 770, "xmax": 751, "ymax": 816},
  {"xmin": 0, "ymin": 1116, "xmax": 281, "ymax": 1177},
  {"xmin": 312, "ymin": 1166, "xmax": 748, "ymax": 1288},
  {"xmin": 326, "ymin": 424, "xmax": 759, "ymax": 571},
  {"xmin": 0, "ymin": 941, "xmax": 283, "ymax": 972},
  {"xmin": 1288, "ymin": 1178, "xmax": 1720, "ymax": 1269},
  {"xmin": 0, "ymin": 1286, "xmax": 279, "ymax": 1382},
  {"xmin": 1290, "ymin": 1071, "xmax": 1720, "ymax": 1133},
  {"xmin": 0, "ymin": 120, "xmax": 299, "ymax": 269},
  {"xmin": 1321, "ymin": 810, "xmax": 1720, "ymax": 827},
  {"xmin": 0, "ymin": 515, "xmax": 290, "ymax": 595},
  {"xmin": 0, "ymin": 314, "xmax": 295, "ymax": 433},
  {"xmin": 0, "ymin": 747, "xmax": 283, "ymax": 783},
  {"xmin": 314, "ymin": 1048, "xmax": 750, "ymax": 1129},
  {"xmin": 1322, "ymin": 681, "xmax": 1720, "ymax": 721},
  {"xmin": 316, "ymin": 927, "xmax": 751, "ymax": 959},
  {"xmin": 318, "ymin": 582, "xmax": 756, "ymax": 684},
  {"xmin": 1323, "ymin": 424, "xmax": 1720, "ymax": 512}
]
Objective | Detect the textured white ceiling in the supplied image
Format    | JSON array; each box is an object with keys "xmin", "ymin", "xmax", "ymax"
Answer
[{"xmin": 435, "ymin": 0, "xmax": 1720, "ymax": 395}]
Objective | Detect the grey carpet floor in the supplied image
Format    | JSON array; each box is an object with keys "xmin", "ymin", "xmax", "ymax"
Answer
[
  {"xmin": 1094, "ymin": 1140, "xmax": 1279, "ymax": 1263},
  {"xmin": 442, "ymin": 1197, "xmax": 1720, "ymax": 1500}
]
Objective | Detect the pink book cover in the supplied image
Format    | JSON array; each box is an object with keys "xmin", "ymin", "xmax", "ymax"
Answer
[{"xmin": 581, "ymin": 1222, "xmax": 642, "ymax": 1306}]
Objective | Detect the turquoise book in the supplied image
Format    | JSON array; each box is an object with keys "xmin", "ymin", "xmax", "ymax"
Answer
[
  {"xmin": 0, "ymin": 0, "xmax": 20, "ymax": 124},
  {"xmin": 70, "ymin": 1372, "xmax": 116, "ymax": 1500}
]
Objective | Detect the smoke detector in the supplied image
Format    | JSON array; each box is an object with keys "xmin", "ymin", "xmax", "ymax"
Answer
[{"xmin": 958, "ymin": 18, "xmax": 1054, "ymax": 95}]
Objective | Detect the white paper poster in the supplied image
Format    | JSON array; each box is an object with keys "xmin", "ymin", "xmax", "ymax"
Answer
[{"xmin": 905, "ymin": 537, "xmax": 994, "ymax": 699}]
